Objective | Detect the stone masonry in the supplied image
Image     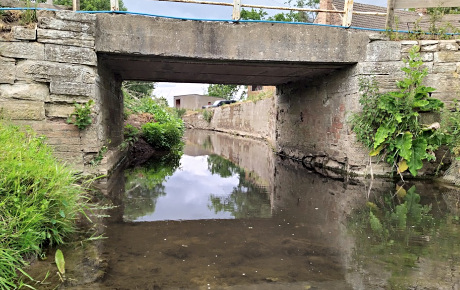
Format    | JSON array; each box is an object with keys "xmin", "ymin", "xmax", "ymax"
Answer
[
  {"xmin": 186, "ymin": 37, "xmax": 460, "ymax": 178},
  {"xmin": 0, "ymin": 11, "xmax": 123, "ymax": 172}
]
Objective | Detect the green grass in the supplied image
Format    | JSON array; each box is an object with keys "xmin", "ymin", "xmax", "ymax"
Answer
[{"xmin": 0, "ymin": 121, "xmax": 87, "ymax": 289}]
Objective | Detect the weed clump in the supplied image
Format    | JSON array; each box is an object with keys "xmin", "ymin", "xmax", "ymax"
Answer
[{"xmin": 0, "ymin": 122, "xmax": 87, "ymax": 288}]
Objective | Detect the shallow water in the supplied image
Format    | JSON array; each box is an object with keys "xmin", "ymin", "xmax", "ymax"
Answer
[{"xmin": 26, "ymin": 129, "xmax": 460, "ymax": 289}]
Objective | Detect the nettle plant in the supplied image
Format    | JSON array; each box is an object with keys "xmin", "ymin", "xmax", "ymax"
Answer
[{"xmin": 351, "ymin": 46, "xmax": 445, "ymax": 176}]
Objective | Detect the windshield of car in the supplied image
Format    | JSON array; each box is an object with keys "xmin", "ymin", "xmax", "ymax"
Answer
[{"xmin": 212, "ymin": 100, "xmax": 222, "ymax": 106}]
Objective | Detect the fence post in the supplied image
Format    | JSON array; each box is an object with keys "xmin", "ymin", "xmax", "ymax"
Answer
[
  {"xmin": 111, "ymin": 0, "xmax": 119, "ymax": 11},
  {"xmin": 72, "ymin": 0, "xmax": 79, "ymax": 11},
  {"xmin": 342, "ymin": 0, "xmax": 354, "ymax": 27},
  {"xmin": 232, "ymin": 0, "xmax": 241, "ymax": 21},
  {"xmin": 386, "ymin": 0, "xmax": 395, "ymax": 30}
]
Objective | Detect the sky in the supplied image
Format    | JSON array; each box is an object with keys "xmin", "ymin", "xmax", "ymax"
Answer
[{"xmin": 122, "ymin": 0, "xmax": 389, "ymax": 105}]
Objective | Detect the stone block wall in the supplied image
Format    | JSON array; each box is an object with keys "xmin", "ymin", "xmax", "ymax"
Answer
[
  {"xmin": 183, "ymin": 96, "xmax": 276, "ymax": 146},
  {"xmin": 0, "ymin": 11, "xmax": 122, "ymax": 172},
  {"xmin": 277, "ymin": 38, "xmax": 460, "ymax": 177}
]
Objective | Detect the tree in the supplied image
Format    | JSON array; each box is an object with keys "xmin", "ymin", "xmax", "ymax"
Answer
[
  {"xmin": 122, "ymin": 81, "xmax": 155, "ymax": 98},
  {"xmin": 240, "ymin": 0, "xmax": 319, "ymax": 23},
  {"xmin": 240, "ymin": 8, "xmax": 268, "ymax": 20},
  {"xmin": 53, "ymin": 0, "xmax": 127, "ymax": 11},
  {"xmin": 207, "ymin": 84, "xmax": 240, "ymax": 100}
]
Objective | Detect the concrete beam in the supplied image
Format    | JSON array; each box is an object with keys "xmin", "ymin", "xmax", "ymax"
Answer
[{"xmin": 96, "ymin": 14, "xmax": 370, "ymax": 84}]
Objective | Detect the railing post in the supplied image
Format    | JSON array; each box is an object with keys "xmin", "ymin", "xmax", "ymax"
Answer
[
  {"xmin": 72, "ymin": 0, "xmax": 79, "ymax": 11},
  {"xmin": 386, "ymin": 0, "xmax": 396, "ymax": 30},
  {"xmin": 232, "ymin": 0, "xmax": 241, "ymax": 21},
  {"xmin": 111, "ymin": 0, "xmax": 119, "ymax": 11},
  {"xmin": 342, "ymin": 0, "xmax": 354, "ymax": 27}
]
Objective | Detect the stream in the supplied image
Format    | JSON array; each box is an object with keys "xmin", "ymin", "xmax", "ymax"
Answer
[{"xmin": 27, "ymin": 129, "xmax": 460, "ymax": 289}]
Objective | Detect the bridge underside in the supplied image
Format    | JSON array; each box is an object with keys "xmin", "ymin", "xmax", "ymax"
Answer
[{"xmin": 99, "ymin": 54, "xmax": 350, "ymax": 85}]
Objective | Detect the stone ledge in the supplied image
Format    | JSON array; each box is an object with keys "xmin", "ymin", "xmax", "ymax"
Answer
[
  {"xmin": 45, "ymin": 44, "xmax": 97, "ymax": 66},
  {"xmin": 12, "ymin": 26, "xmax": 37, "ymax": 41},
  {"xmin": 37, "ymin": 29, "xmax": 95, "ymax": 48},
  {"xmin": 0, "ymin": 41, "xmax": 44, "ymax": 60},
  {"xmin": 0, "ymin": 83, "xmax": 49, "ymax": 101}
]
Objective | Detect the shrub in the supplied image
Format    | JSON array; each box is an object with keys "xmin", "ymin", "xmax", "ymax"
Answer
[
  {"xmin": 351, "ymin": 46, "xmax": 445, "ymax": 176},
  {"xmin": 0, "ymin": 122, "xmax": 87, "ymax": 288},
  {"xmin": 202, "ymin": 110, "xmax": 213, "ymax": 123},
  {"xmin": 142, "ymin": 122, "xmax": 183, "ymax": 151}
]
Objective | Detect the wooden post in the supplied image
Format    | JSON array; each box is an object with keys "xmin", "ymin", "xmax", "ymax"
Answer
[
  {"xmin": 72, "ymin": 0, "xmax": 79, "ymax": 11},
  {"xmin": 111, "ymin": 0, "xmax": 119, "ymax": 11},
  {"xmin": 386, "ymin": 0, "xmax": 395, "ymax": 30},
  {"xmin": 342, "ymin": 0, "xmax": 354, "ymax": 27},
  {"xmin": 232, "ymin": 0, "xmax": 241, "ymax": 21}
]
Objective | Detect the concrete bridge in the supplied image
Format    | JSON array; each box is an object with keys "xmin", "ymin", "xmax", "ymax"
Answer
[{"xmin": 0, "ymin": 10, "xmax": 457, "ymax": 175}]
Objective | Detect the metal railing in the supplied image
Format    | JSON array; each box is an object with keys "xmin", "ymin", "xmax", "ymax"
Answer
[{"xmin": 107, "ymin": 0, "xmax": 382, "ymax": 27}]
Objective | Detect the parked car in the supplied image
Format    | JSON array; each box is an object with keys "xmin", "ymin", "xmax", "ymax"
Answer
[{"xmin": 202, "ymin": 100, "xmax": 236, "ymax": 109}]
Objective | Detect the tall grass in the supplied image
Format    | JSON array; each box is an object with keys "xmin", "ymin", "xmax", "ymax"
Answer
[{"xmin": 0, "ymin": 122, "xmax": 87, "ymax": 289}]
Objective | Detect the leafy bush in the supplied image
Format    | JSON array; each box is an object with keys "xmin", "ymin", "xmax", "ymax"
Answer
[
  {"xmin": 120, "ymin": 124, "xmax": 140, "ymax": 150},
  {"xmin": 67, "ymin": 100, "xmax": 94, "ymax": 130},
  {"xmin": 0, "ymin": 122, "xmax": 87, "ymax": 288},
  {"xmin": 351, "ymin": 46, "xmax": 445, "ymax": 176},
  {"xmin": 202, "ymin": 110, "xmax": 213, "ymax": 123},
  {"xmin": 142, "ymin": 122, "xmax": 183, "ymax": 151}
]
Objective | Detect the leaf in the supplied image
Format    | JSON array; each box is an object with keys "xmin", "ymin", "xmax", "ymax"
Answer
[
  {"xmin": 395, "ymin": 132, "xmax": 413, "ymax": 161},
  {"xmin": 412, "ymin": 99, "xmax": 429, "ymax": 108},
  {"xmin": 55, "ymin": 249, "xmax": 65, "ymax": 275},
  {"xmin": 397, "ymin": 159, "xmax": 409, "ymax": 174},
  {"xmin": 374, "ymin": 126, "xmax": 395, "ymax": 149},
  {"xmin": 408, "ymin": 138, "xmax": 428, "ymax": 176},
  {"xmin": 396, "ymin": 184, "xmax": 407, "ymax": 198},
  {"xmin": 59, "ymin": 210, "xmax": 66, "ymax": 218},
  {"xmin": 369, "ymin": 144, "xmax": 384, "ymax": 156}
]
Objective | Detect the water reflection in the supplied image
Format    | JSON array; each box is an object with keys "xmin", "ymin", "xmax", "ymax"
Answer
[
  {"xmin": 95, "ymin": 130, "xmax": 460, "ymax": 290},
  {"xmin": 123, "ymin": 148, "xmax": 271, "ymax": 221}
]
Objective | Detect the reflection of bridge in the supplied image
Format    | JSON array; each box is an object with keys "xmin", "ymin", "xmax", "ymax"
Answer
[{"xmin": 0, "ymin": 10, "xmax": 457, "ymax": 175}]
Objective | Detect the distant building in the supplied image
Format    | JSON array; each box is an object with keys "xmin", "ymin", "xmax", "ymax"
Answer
[
  {"xmin": 173, "ymin": 94, "xmax": 225, "ymax": 110},
  {"xmin": 247, "ymin": 85, "xmax": 276, "ymax": 99}
]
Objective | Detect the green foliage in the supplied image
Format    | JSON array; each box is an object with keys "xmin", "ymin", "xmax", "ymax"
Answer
[
  {"xmin": 90, "ymin": 145, "xmax": 108, "ymax": 166},
  {"xmin": 124, "ymin": 152, "xmax": 182, "ymax": 221},
  {"xmin": 142, "ymin": 122, "xmax": 183, "ymax": 151},
  {"xmin": 362, "ymin": 186, "xmax": 433, "ymax": 243},
  {"xmin": 207, "ymin": 154, "xmax": 271, "ymax": 219},
  {"xmin": 0, "ymin": 122, "xmax": 87, "ymax": 288},
  {"xmin": 120, "ymin": 124, "xmax": 140, "ymax": 150},
  {"xmin": 174, "ymin": 108, "xmax": 187, "ymax": 118},
  {"xmin": 440, "ymin": 102, "xmax": 460, "ymax": 158},
  {"xmin": 123, "ymin": 84, "xmax": 185, "ymax": 153},
  {"xmin": 202, "ymin": 109, "xmax": 213, "ymax": 123},
  {"xmin": 240, "ymin": 0, "xmax": 319, "ymax": 23},
  {"xmin": 54, "ymin": 0, "xmax": 127, "ymax": 11},
  {"xmin": 67, "ymin": 100, "xmax": 94, "ymax": 130},
  {"xmin": 240, "ymin": 8, "xmax": 267, "ymax": 20},
  {"xmin": 55, "ymin": 249, "xmax": 65, "ymax": 275},
  {"xmin": 207, "ymin": 84, "xmax": 240, "ymax": 100},
  {"xmin": 20, "ymin": 0, "xmax": 38, "ymax": 25},
  {"xmin": 122, "ymin": 81, "xmax": 155, "ymax": 98},
  {"xmin": 351, "ymin": 46, "xmax": 445, "ymax": 176}
]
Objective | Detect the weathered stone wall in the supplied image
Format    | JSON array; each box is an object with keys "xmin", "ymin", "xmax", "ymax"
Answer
[
  {"xmin": 183, "ymin": 97, "xmax": 276, "ymax": 146},
  {"xmin": 0, "ymin": 11, "xmax": 123, "ymax": 172},
  {"xmin": 277, "ymin": 38, "xmax": 460, "ymax": 177}
]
